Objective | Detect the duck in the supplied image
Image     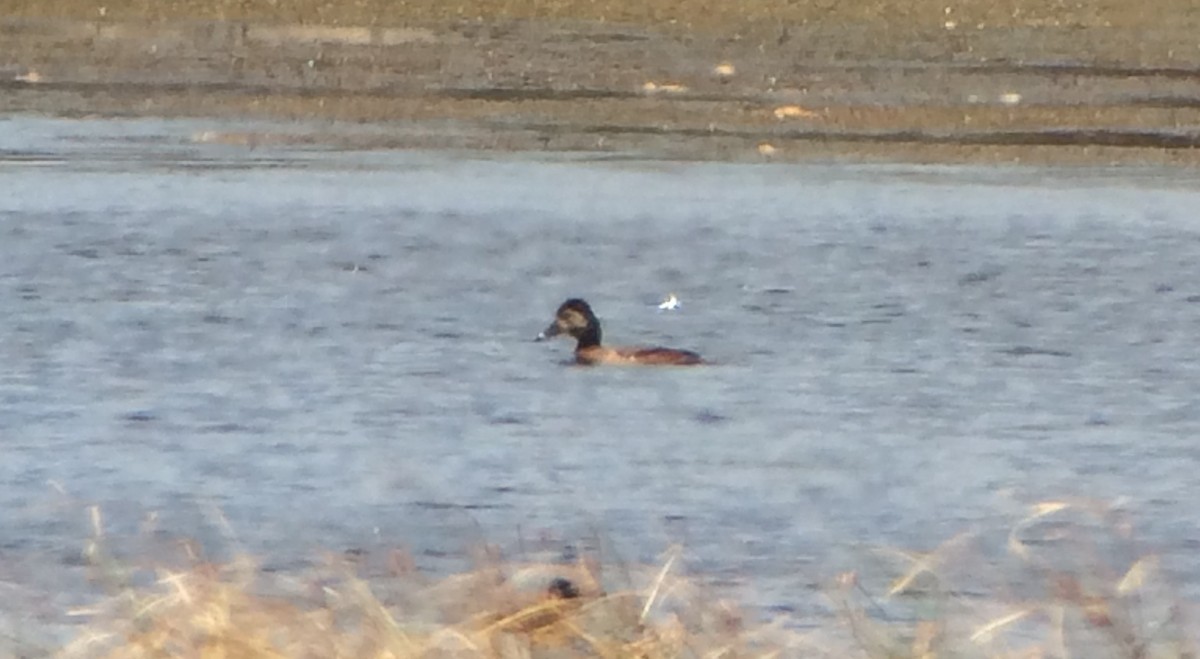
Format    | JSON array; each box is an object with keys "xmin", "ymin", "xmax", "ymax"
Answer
[{"xmin": 536, "ymin": 298, "xmax": 704, "ymax": 366}]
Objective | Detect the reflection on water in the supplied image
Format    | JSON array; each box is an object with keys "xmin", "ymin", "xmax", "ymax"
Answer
[{"xmin": 3, "ymin": 118, "xmax": 1200, "ymax": 640}]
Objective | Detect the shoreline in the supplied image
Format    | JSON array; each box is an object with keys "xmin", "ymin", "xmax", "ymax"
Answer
[{"xmin": 3, "ymin": 13, "xmax": 1200, "ymax": 165}]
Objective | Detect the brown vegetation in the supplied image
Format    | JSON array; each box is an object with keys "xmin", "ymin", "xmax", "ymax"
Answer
[{"xmin": 34, "ymin": 498, "xmax": 1199, "ymax": 658}]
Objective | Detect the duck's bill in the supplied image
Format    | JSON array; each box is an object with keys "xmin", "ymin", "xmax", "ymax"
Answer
[{"xmin": 535, "ymin": 322, "xmax": 561, "ymax": 341}]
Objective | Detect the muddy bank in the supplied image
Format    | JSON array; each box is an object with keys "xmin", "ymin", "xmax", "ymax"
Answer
[
  {"xmin": 3, "ymin": 7, "xmax": 1200, "ymax": 165},
  {"xmin": 5, "ymin": 0, "xmax": 1200, "ymax": 38}
]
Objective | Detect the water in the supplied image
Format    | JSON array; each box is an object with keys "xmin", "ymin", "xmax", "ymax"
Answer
[{"xmin": 3, "ymin": 117, "xmax": 1200, "ymax": 636}]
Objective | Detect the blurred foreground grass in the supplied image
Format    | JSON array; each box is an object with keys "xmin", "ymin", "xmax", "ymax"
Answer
[{"xmin": 42, "ymin": 498, "xmax": 1200, "ymax": 658}]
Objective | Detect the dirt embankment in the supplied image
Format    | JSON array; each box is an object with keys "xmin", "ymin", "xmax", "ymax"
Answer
[{"xmin": 3, "ymin": 0, "xmax": 1200, "ymax": 164}]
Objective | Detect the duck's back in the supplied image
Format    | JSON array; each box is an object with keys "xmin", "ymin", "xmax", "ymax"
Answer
[
  {"xmin": 577, "ymin": 345, "xmax": 703, "ymax": 366},
  {"xmin": 628, "ymin": 347, "xmax": 704, "ymax": 365}
]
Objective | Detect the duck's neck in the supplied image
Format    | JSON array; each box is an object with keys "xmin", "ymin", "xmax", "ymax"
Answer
[{"xmin": 574, "ymin": 325, "xmax": 601, "ymax": 350}]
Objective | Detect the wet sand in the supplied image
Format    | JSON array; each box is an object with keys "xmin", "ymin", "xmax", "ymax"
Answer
[{"xmin": 3, "ymin": 1, "xmax": 1200, "ymax": 164}]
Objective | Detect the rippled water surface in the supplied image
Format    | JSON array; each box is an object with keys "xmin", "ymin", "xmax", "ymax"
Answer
[{"xmin": 4, "ymin": 118, "xmax": 1200, "ymax": 636}]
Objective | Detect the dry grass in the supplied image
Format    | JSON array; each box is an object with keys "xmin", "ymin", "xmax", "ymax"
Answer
[
  {"xmin": 829, "ymin": 498, "xmax": 1200, "ymax": 658},
  {"xmin": 38, "ymin": 498, "xmax": 1200, "ymax": 658}
]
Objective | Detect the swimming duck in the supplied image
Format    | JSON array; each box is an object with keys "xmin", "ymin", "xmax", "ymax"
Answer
[{"xmin": 536, "ymin": 298, "xmax": 703, "ymax": 366}]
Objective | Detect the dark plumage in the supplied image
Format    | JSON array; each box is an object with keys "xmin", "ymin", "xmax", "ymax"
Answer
[{"xmin": 536, "ymin": 298, "xmax": 704, "ymax": 366}]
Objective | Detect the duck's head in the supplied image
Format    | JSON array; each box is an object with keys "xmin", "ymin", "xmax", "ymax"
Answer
[{"xmin": 536, "ymin": 298, "xmax": 600, "ymax": 344}]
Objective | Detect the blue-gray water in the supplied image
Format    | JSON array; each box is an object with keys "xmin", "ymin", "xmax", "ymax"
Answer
[{"xmin": 3, "ymin": 118, "xmax": 1200, "ymax": 639}]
